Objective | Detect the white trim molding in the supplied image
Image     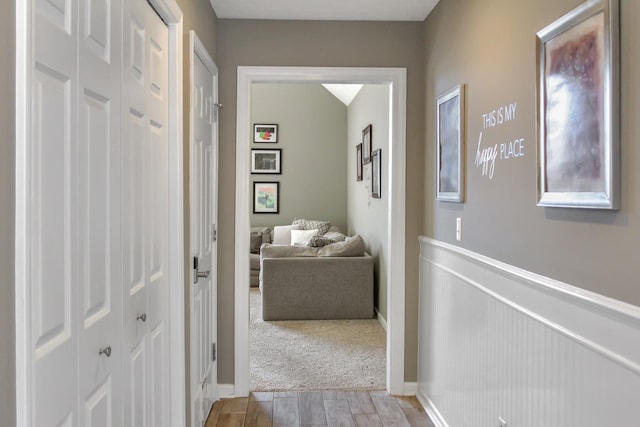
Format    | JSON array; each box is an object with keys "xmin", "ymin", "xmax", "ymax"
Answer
[
  {"xmin": 417, "ymin": 237, "xmax": 640, "ymax": 427},
  {"xmin": 235, "ymin": 66, "xmax": 407, "ymax": 396}
]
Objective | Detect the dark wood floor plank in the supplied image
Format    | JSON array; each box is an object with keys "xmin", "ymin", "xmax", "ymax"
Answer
[
  {"xmin": 204, "ymin": 390, "xmax": 435, "ymax": 427},
  {"xmin": 354, "ymin": 414, "xmax": 383, "ymax": 426},
  {"xmin": 371, "ymin": 396, "xmax": 409, "ymax": 425},
  {"xmin": 274, "ymin": 391, "xmax": 298, "ymax": 398},
  {"xmin": 402, "ymin": 408, "xmax": 435, "ymax": 427},
  {"xmin": 322, "ymin": 391, "xmax": 348, "ymax": 400},
  {"xmin": 205, "ymin": 400, "xmax": 223, "ymax": 427},
  {"xmin": 346, "ymin": 391, "xmax": 377, "ymax": 415},
  {"xmin": 298, "ymin": 392, "xmax": 327, "ymax": 425},
  {"xmin": 395, "ymin": 396, "xmax": 422, "ymax": 410},
  {"xmin": 250, "ymin": 392, "xmax": 275, "ymax": 402},
  {"xmin": 324, "ymin": 399, "xmax": 355, "ymax": 427},
  {"xmin": 221, "ymin": 397, "xmax": 249, "ymax": 414},
  {"xmin": 216, "ymin": 413, "xmax": 245, "ymax": 427},
  {"xmin": 245, "ymin": 401, "xmax": 273, "ymax": 427},
  {"xmin": 273, "ymin": 397, "xmax": 300, "ymax": 426}
]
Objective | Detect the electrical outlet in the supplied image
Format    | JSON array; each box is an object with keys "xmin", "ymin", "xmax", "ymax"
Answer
[
  {"xmin": 456, "ymin": 217, "xmax": 462, "ymax": 241},
  {"xmin": 498, "ymin": 416, "xmax": 507, "ymax": 427}
]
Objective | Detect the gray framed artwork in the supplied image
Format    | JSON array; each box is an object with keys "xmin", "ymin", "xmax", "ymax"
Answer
[
  {"xmin": 436, "ymin": 84, "xmax": 465, "ymax": 203},
  {"xmin": 536, "ymin": 0, "xmax": 620, "ymax": 209}
]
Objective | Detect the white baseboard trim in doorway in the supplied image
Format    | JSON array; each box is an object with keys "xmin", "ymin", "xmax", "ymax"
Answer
[
  {"xmin": 375, "ymin": 308, "xmax": 387, "ymax": 331},
  {"xmin": 218, "ymin": 384, "xmax": 236, "ymax": 398},
  {"xmin": 403, "ymin": 382, "xmax": 417, "ymax": 396}
]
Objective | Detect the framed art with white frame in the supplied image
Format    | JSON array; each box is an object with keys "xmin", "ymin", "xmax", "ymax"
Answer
[
  {"xmin": 536, "ymin": 0, "xmax": 620, "ymax": 209},
  {"xmin": 436, "ymin": 84, "xmax": 465, "ymax": 202},
  {"xmin": 362, "ymin": 124, "xmax": 372, "ymax": 163},
  {"xmin": 251, "ymin": 149, "xmax": 282, "ymax": 174},
  {"xmin": 253, "ymin": 123, "xmax": 278, "ymax": 143},
  {"xmin": 371, "ymin": 149, "xmax": 381, "ymax": 198}
]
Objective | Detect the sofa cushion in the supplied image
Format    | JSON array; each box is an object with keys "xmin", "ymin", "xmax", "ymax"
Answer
[
  {"xmin": 290, "ymin": 229, "xmax": 319, "ymax": 245},
  {"xmin": 261, "ymin": 235, "xmax": 366, "ymax": 258},
  {"xmin": 272, "ymin": 224, "xmax": 300, "ymax": 245},
  {"xmin": 292, "ymin": 218, "xmax": 331, "ymax": 235},
  {"xmin": 318, "ymin": 235, "xmax": 366, "ymax": 257}
]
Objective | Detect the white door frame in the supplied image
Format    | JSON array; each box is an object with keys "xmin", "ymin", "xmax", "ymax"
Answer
[
  {"xmin": 234, "ymin": 66, "xmax": 407, "ymax": 396},
  {"xmin": 189, "ymin": 29, "xmax": 219, "ymax": 425},
  {"xmin": 15, "ymin": 0, "xmax": 186, "ymax": 425}
]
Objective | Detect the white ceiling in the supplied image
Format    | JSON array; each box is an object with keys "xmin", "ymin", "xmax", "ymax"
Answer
[
  {"xmin": 210, "ymin": 0, "xmax": 441, "ymax": 21},
  {"xmin": 322, "ymin": 84, "xmax": 363, "ymax": 106}
]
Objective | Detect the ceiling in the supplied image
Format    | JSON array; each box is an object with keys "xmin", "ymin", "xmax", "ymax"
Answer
[{"xmin": 210, "ymin": 0, "xmax": 441, "ymax": 22}]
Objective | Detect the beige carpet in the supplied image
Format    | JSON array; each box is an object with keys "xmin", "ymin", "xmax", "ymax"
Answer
[{"xmin": 250, "ymin": 288, "xmax": 386, "ymax": 391}]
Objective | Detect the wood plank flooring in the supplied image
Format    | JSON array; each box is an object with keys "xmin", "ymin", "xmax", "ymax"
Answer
[{"xmin": 206, "ymin": 390, "xmax": 435, "ymax": 427}]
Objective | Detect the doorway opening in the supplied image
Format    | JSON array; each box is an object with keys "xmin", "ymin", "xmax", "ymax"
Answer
[{"xmin": 234, "ymin": 67, "xmax": 407, "ymax": 396}]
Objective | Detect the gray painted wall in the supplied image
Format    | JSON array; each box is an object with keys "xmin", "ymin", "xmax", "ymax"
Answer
[
  {"xmin": 217, "ymin": 19, "xmax": 425, "ymax": 384},
  {"xmin": 0, "ymin": 2, "xmax": 15, "ymax": 424},
  {"xmin": 251, "ymin": 84, "xmax": 348, "ymax": 232},
  {"xmin": 347, "ymin": 85, "xmax": 390, "ymax": 320},
  {"xmin": 423, "ymin": 0, "xmax": 640, "ymax": 307}
]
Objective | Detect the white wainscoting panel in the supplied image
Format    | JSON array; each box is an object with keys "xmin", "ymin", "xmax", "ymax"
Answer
[{"xmin": 417, "ymin": 237, "xmax": 640, "ymax": 427}]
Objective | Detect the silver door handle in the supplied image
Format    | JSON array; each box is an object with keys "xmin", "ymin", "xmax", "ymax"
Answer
[
  {"xmin": 99, "ymin": 345, "xmax": 112, "ymax": 358},
  {"xmin": 137, "ymin": 313, "xmax": 147, "ymax": 322},
  {"xmin": 197, "ymin": 270, "xmax": 210, "ymax": 279}
]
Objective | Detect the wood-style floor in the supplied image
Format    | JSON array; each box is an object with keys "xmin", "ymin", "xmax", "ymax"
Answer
[{"xmin": 205, "ymin": 390, "xmax": 435, "ymax": 427}]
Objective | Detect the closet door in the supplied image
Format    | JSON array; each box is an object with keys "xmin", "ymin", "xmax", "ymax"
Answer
[
  {"xmin": 122, "ymin": 0, "xmax": 171, "ymax": 425},
  {"xmin": 76, "ymin": 0, "xmax": 124, "ymax": 425},
  {"xmin": 30, "ymin": 0, "xmax": 123, "ymax": 425}
]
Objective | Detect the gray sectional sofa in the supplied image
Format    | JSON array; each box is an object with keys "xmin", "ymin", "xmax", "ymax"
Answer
[{"xmin": 259, "ymin": 235, "xmax": 374, "ymax": 321}]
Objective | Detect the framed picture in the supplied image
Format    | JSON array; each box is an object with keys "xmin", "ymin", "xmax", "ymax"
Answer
[
  {"xmin": 251, "ymin": 149, "xmax": 282, "ymax": 174},
  {"xmin": 362, "ymin": 124, "xmax": 372, "ymax": 163},
  {"xmin": 356, "ymin": 143, "xmax": 363, "ymax": 181},
  {"xmin": 536, "ymin": 0, "xmax": 620, "ymax": 209},
  {"xmin": 253, "ymin": 182, "xmax": 279, "ymax": 214},
  {"xmin": 436, "ymin": 84, "xmax": 465, "ymax": 202},
  {"xmin": 253, "ymin": 124, "xmax": 278, "ymax": 143},
  {"xmin": 371, "ymin": 149, "xmax": 381, "ymax": 198}
]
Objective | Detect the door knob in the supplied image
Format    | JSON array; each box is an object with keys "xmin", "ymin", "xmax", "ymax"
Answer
[
  {"xmin": 99, "ymin": 345, "xmax": 112, "ymax": 358},
  {"xmin": 197, "ymin": 270, "xmax": 210, "ymax": 279},
  {"xmin": 137, "ymin": 313, "xmax": 147, "ymax": 322}
]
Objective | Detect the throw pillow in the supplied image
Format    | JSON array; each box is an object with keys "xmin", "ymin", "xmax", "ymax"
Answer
[
  {"xmin": 292, "ymin": 218, "xmax": 331, "ymax": 235},
  {"xmin": 250, "ymin": 231, "xmax": 263, "ymax": 254},
  {"xmin": 272, "ymin": 224, "xmax": 300, "ymax": 245},
  {"xmin": 290, "ymin": 229, "xmax": 319, "ymax": 246},
  {"xmin": 307, "ymin": 235, "xmax": 338, "ymax": 248}
]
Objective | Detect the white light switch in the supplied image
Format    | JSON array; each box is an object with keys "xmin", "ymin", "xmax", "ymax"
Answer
[{"xmin": 456, "ymin": 217, "xmax": 462, "ymax": 241}]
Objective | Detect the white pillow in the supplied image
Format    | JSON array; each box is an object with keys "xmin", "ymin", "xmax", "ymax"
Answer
[
  {"xmin": 272, "ymin": 224, "xmax": 300, "ymax": 245},
  {"xmin": 290, "ymin": 229, "xmax": 319, "ymax": 246}
]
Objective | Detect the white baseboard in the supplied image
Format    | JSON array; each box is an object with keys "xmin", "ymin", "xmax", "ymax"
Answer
[
  {"xmin": 217, "ymin": 384, "xmax": 236, "ymax": 398},
  {"xmin": 416, "ymin": 390, "xmax": 449, "ymax": 427},
  {"xmin": 375, "ymin": 308, "xmax": 387, "ymax": 331}
]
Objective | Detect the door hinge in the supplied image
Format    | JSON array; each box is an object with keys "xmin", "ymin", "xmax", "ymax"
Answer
[
  {"xmin": 211, "ymin": 224, "xmax": 217, "ymax": 243},
  {"xmin": 212, "ymin": 343, "xmax": 216, "ymax": 362}
]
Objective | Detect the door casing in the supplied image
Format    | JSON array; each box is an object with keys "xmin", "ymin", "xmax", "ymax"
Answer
[{"xmin": 233, "ymin": 66, "xmax": 407, "ymax": 396}]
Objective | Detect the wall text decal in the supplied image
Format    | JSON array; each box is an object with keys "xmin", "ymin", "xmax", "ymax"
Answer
[{"xmin": 474, "ymin": 101, "xmax": 525, "ymax": 180}]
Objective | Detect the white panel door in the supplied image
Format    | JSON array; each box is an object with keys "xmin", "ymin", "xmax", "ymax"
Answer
[
  {"xmin": 77, "ymin": 0, "xmax": 123, "ymax": 426},
  {"xmin": 31, "ymin": 0, "xmax": 123, "ymax": 425},
  {"xmin": 190, "ymin": 35, "xmax": 218, "ymax": 426},
  {"xmin": 31, "ymin": 1, "xmax": 78, "ymax": 424},
  {"xmin": 122, "ymin": 0, "xmax": 171, "ymax": 426}
]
